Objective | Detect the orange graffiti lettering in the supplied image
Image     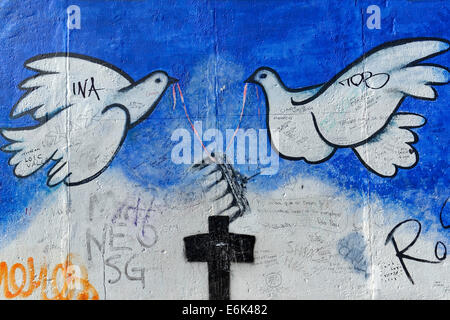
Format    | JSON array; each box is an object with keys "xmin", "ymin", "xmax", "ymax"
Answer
[{"xmin": 0, "ymin": 255, "xmax": 98, "ymax": 300}]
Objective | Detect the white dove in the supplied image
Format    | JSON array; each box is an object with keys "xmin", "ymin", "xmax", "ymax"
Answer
[
  {"xmin": 1, "ymin": 53, "xmax": 177, "ymax": 186},
  {"xmin": 245, "ymin": 38, "xmax": 449, "ymax": 177}
]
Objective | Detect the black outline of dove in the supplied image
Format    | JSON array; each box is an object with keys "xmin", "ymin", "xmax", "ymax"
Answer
[
  {"xmin": 245, "ymin": 37, "xmax": 450, "ymax": 177},
  {"xmin": 1, "ymin": 53, "xmax": 178, "ymax": 187}
]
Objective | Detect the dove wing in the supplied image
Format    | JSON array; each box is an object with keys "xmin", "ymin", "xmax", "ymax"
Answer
[
  {"xmin": 2, "ymin": 103, "xmax": 130, "ymax": 186},
  {"xmin": 298, "ymin": 38, "xmax": 449, "ymax": 147},
  {"xmin": 46, "ymin": 104, "xmax": 131, "ymax": 186},
  {"xmin": 12, "ymin": 53, "xmax": 134, "ymax": 122}
]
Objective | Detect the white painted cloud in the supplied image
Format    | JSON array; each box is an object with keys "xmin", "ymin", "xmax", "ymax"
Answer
[{"xmin": 0, "ymin": 167, "xmax": 448, "ymax": 299}]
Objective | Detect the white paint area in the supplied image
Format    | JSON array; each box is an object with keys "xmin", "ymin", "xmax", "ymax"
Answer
[{"xmin": 1, "ymin": 167, "xmax": 448, "ymax": 300}]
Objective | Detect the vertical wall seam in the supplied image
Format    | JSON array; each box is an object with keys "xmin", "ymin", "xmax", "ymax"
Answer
[
  {"xmin": 212, "ymin": 0, "xmax": 220, "ymax": 215},
  {"xmin": 360, "ymin": 5, "xmax": 376, "ymax": 300},
  {"xmin": 64, "ymin": 1, "xmax": 72, "ymax": 281}
]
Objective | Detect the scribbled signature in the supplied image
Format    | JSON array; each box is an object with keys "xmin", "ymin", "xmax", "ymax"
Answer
[
  {"xmin": 385, "ymin": 199, "xmax": 449, "ymax": 285},
  {"xmin": 339, "ymin": 71, "xmax": 390, "ymax": 90}
]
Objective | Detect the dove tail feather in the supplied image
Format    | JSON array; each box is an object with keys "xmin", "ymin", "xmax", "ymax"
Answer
[
  {"xmin": 47, "ymin": 161, "xmax": 70, "ymax": 187},
  {"xmin": 1, "ymin": 127, "xmax": 56, "ymax": 178},
  {"xmin": 352, "ymin": 113, "xmax": 426, "ymax": 177}
]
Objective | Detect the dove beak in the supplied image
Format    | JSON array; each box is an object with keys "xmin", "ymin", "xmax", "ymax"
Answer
[
  {"xmin": 244, "ymin": 75, "xmax": 255, "ymax": 84},
  {"xmin": 244, "ymin": 72, "xmax": 259, "ymax": 84},
  {"xmin": 168, "ymin": 76, "xmax": 179, "ymax": 84}
]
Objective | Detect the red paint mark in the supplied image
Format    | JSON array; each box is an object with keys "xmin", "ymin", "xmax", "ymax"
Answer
[
  {"xmin": 146, "ymin": 91, "xmax": 160, "ymax": 97},
  {"xmin": 226, "ymin": 83, "xmax": 248, "ymax": 152},
  {"xmin": 176, "ymin": 83, "xmax": 215, "ymax": 162},
  {"xmin": 172, "ymin": 84, "xmax": 177, "ymax": 110}
]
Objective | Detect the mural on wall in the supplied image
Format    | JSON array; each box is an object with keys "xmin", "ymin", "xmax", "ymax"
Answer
[
  {"xmin": 1, "ymin": 53, "xmax": 178, "ymax": 187},
  {"xmin": 246, "ymin": 38, "xmax": 449, "ymax": 177},
  {"xmin": 0, "ymin": 0, "xmax": 448, "ymax": 300}
]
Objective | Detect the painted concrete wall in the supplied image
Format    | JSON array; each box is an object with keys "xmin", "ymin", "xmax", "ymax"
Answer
[{"xmin": 0, "ymin": 0, "xmax": 448, "ymax": 300}]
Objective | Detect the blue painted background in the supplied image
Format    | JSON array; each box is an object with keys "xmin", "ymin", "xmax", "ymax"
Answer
[{"xmin": 0, "ymin": 0, "xmax": 448, "ymax": 244}]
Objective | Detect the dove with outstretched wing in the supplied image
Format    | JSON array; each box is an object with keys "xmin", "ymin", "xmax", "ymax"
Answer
[
  {"xmin": 1, "ymin": 53, "xmax": 177, "ymax": 186},
  {"xmin": 245, "ymin": 38, "xmax": 449, "ymax": 177}
]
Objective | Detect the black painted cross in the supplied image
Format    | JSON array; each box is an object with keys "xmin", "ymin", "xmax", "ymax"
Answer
[{"xmin": 184, "ymin": 216, "xmax": 256, "ymax": 300}]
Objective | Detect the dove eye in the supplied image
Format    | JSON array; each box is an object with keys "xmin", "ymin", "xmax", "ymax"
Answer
[
  {"xmin": 259, "ymin": 73, "xmax": 267, "ymax": 79},
  {"xmin": 155, "ymin": 78, "xmax": 162, "ymax": 83}
]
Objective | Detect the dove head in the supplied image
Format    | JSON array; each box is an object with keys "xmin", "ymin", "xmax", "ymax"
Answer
[
  {"xmin": 122, "ymin": 70, "xmax": 178, "ymax": 127},
  {"xmin": 145, "ymin": 71, "xmax": 178, "ymax": 89},
  {"xmin": 244, "ymin": 67, "xmax": 282, "ymax": 89},
  {"xmin": 139, "ymin": 71, "xmax": 178, "ymax": 97}
]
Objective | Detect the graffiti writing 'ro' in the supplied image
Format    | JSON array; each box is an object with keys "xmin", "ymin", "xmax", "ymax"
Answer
[{"xmin": 386, "ymin": 199, "xmax": 450, "ymax": 285}]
